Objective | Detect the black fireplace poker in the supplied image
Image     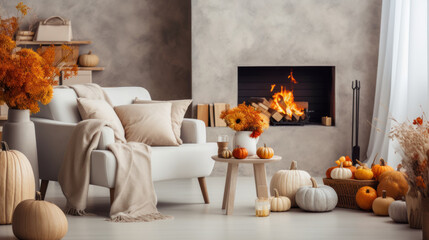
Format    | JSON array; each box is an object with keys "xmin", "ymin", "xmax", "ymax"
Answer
[{"xmin": 351, "ymin": 80, "xmax": 360, "ymax": 165}]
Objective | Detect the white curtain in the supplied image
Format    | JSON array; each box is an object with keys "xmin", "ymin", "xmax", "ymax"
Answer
[{"xmin": 366, "ymin": 0, "xmax": 428, "ymax": 167}]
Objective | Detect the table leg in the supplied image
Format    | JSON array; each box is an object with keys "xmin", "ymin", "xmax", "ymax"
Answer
[
  {"xmin": 222, "ymin": 163, "xmax": 233, "ymax": 209},
  {"xmin": 253, "ymin": 163, "xmax": 269, "ymax": 198},
  {"xmin": 226, "ymin": 163, "xmax": 239, "ymax": 215}
]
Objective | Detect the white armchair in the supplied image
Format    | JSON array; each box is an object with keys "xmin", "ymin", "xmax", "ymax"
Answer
[{"xmin": 32, "ymin": 87, "xmax": 216, "ymax": 204}]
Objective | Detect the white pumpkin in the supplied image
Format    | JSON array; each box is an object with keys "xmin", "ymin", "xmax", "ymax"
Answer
[
  {"xmin": 331, "ymin": 162, "xmax": 352, "ymax": 179},
  {"xmin": 270, "ymin": 188, "xmax": 291, "ymax": 212},
  {"xmin": 389, "ymin": 199, "xmax": 408, "ymax": 223},
  {"xmin": 270, "ymin": 161, "xmax": 312, "ymax": 207},
  {"xmin": 295, "ymin": 177, "xmax": 338, "ymax": 212},
  {"xmin": 78, "ymin": 51, "xmax": 99, "ymax": 67}
]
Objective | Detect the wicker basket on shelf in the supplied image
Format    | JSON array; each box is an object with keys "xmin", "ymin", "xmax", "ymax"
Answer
[{"xmin": 323, "ymin": 178, "xmax": 378, "ymax": 209}]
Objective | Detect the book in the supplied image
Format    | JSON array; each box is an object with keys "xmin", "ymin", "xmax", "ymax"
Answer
[
  {"xmin": 209, "ymin": 104, "xmax": 215, "ymax": 127},
  {"xmin": 197, "ymin": 104, "xmax": 209, "ymax": 127},
  {"xmin": 214, "ymin": 103, "xmax": 227, "ymax": 127}
]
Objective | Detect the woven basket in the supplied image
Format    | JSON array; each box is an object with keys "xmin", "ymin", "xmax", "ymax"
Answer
[{"xmin": 323, "ymin": 178, "xmax": 378, "ymax": 209}]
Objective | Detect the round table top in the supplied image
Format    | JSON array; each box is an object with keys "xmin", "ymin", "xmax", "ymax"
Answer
[{"xmin": 211, "ymin": 155, "xmax": 282, "ymax": 164}]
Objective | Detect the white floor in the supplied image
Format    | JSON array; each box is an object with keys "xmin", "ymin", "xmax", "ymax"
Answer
[{"xmin": 0, "ymin": 177, "xmax": 422, "ymax": 240}]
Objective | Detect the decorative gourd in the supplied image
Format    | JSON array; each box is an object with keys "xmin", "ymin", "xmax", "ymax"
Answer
[
  {"xmin": 377, "ymin": 169, "xmax": 408, "ymax": 200},
  {"xmin": 78, "ymin": 51, "xmax": 99, "ymax": 67},
  {"xmin": 372, "ymin": 190, "xmax": 395, "ymax": 216},
  {"xmin": 0, "ymin": 141, "xmax": 35, "ymax": 224},
  {"xmin": 270, "ymin": 161, "xmax": 312, "ymax": 207},
  {"xmin": 331, "ymin": 162, "xmax": 352, "ymax": 179},
  {"xmin": 356, "ymin": 186, "xmax": 377, "ymax": 211},
  {"xmin": 343, "ymin": 156, "xmax": 353, "ymax": 167},
  {"xmin": 335, "ymin": 156, "xmax": 346, "ymax": 166},
  {"xmin": 295, "ymin": 177, "xmax": 338, "ymax": 212},
  {"xmin": 388, "ymin": 198, "xmax": 408, "ymax": 223},
  {"xmin": 326, "ymin": 163, "xmax": 356, "ymax": 179},
  {"xmin": 12, "ymin": 192, "xmax": 68, "ymax": 240},
  {"xmin": 257, "ymin": 144, "xmax": 274, "ymax": 159},
  {"xmin": 220, "ymin": 150, "xmax": 233, "ymax": 159},
  {"xmin": 270, "ymin": 188, "xmax": 291, "ymax": 212},
  {"xmin": 355, "ymin": 160, "xmax": 374, "ymax": 180},
  {"xmin": 233, "ymin": 147, "xmax": 248, "ymax": 159},
  {"xmin": 371, "ymin": 158, "xmax": 394, "ymax": 180}
]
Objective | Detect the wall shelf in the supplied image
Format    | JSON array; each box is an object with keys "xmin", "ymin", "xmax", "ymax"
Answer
[{"xmin": 16, "ymin": 40, "xmax": 92, "ymax": 46}]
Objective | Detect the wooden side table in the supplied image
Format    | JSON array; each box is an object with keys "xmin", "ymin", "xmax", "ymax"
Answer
[{"xmin": 211, "ymin": 155, "xmax": 282, "ymax": 215}]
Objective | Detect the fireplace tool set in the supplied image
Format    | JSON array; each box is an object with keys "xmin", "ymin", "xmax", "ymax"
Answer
[{"xmin": 351, "ymin": 80, "xmax": 361, "ymax": 165}]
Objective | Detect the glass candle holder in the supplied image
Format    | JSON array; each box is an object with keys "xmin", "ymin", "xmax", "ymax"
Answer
[
  {"xmin": 217, "ymin": 135, "xmax": 229, "ymax": 157},
  {"xmin": 255, "ymin": 198, "xmax": 270, "ymax": 217}
]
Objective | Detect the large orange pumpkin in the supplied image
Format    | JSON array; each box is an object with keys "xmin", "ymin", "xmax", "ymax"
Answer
[
  {"xmin": 326, "ymin": 166, "xmax": 356, "ymax": 179},
  {"xmin": 356, "ymin": 186, "xmax": 377, "ymax": 211},
  {"xmin": 377, "ymin": 170, "xmax": 408, "ymax": 200},
  {"xmin": 371, "ymin": 158, "xmax": 394, "ymax": 180}
]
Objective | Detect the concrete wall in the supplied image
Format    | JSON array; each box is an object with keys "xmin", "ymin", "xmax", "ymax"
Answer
[
  {"xmin": 192, "ymin": 0, "xmax": 382, "ymax": 176},
  {"xmin": 2, "ymin": 0, "xmax": 191, "ymax": 100}
]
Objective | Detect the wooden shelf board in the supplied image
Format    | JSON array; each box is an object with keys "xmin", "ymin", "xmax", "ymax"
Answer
[
  {"xmin": 61, "ymin": 66, "xmax": 105, "ymax": 71},
  {"xmin": 0, "ymin": 116, "xmax": 7, "ymax": 121},
  {"xmin": 16, "ymin": 40, "xmax": 92, "ymax": 46}
]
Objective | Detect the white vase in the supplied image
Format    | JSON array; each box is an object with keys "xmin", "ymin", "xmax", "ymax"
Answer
[
  {"xmin": 233, "ymin": 131, "xmax": 259, "ymax": 156},
  {"xmin": 2, "ymin": 109, "xmax": 39, "ymax": 189}
]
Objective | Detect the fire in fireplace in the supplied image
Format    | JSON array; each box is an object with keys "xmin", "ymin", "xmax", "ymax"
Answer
[{"xmin": 238, "ymin": 66, "xmax": 335, "ymax": 126}]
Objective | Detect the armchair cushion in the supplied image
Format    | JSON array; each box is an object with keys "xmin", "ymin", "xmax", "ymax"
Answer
[
  {"xmin": 77, "ymin": 98, "xmax": 126, "ymax": 142},
  {"xmin": 114, "ymin": 103, "xmax": 178, "ymax": 146},
  {"xmin": 133, "ymin": 98, "xmax": 192, "ymax": 145}
]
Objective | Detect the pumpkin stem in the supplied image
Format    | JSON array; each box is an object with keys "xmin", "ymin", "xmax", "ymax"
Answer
[
  {"xmin": 264, "ymin": 143, "xmax": 267, "ymax": 148},
  {"xmin": 380, "ymin": 158, "xmax": 386, "ymax": 166},
  {"xmin": 290, "ymin": 161, "xmax": 297, "ymax": 170},
  {"xmin": 339, "ymin": 162, "xmax": 344, "ymax": 168},
  {"xmin": 382, "ymin": 190, "xmax": 386, "ymax": 198},
  {"xmin": 36, "ymin": 191, "xmax": 42, "ymax": 201},
  {"xmin": 356, "ymin": 160, "xmax": 364, "ymax": 166},
  {"xmin": 274, "ymin": 188, "xmax": 279, "ymax": 198},
  {"xmin": 366, "ymin": 189, "xmax": 370, "ymax": 194},
  {"xmin": 310, "ymin": 177, "xmax": 318, "ymax": 188},
  {"xmin": 1, "ymin": 141, "xmax": 9, "ymax": 151},
  {"xmin": 397, "ymin": 164, "xmax": 402, "ymax": 171},
  {"xmin": 88, "ymin": 50, "xmax": 92, "ymax": 55},
  {"xmin": 371, "ymin": 153, "xmax": 379, "ymax": 168}
]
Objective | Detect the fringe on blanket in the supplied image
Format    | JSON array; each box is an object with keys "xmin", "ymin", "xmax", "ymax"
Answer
[
  {"xmin": 109, "ymin": 212, "xmax": 173, "ymax": 223},
  {"xmin": 65, "ymin": 208, "xmax": 88, "ymax": 216}
]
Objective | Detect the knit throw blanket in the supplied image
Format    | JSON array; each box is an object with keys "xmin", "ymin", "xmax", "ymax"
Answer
[{"xmin": 58, "ymin": 83, "xmax": 172, "ymax": 222}]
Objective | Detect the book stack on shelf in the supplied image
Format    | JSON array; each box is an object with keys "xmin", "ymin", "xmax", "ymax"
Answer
[{"xmin": 197, "ymin": 103, "xmax": 230, "ymax": 127}]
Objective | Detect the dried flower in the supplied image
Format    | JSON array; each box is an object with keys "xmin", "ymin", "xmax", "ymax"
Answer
[
  {"xmin": 413, "ymin": 117, "xmax": 423, "ymax": 125},
  {"xmin": 221, "ymin": 103, "xmax": 269, "ymax": 138}
]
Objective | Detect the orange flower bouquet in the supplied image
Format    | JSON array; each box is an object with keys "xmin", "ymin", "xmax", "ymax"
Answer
[
  {"xmin": 0, "ymin": 3, "xmax": 77, "ymax": 113},
  {"xmin": 220, "ymin": 103, "xmax": 269, "ymax": 138},
  {"xmin": 390, "ymin": 116, "xmax": 429, "ymax": 197}
]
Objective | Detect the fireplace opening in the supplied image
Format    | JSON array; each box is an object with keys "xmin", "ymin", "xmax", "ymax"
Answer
[{"xmin": 238, "ymin": 66, "xmax": 335, "ymax": 126}]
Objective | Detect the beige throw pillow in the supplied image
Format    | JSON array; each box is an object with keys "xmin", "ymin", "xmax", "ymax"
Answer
[
  {"xmin": 76, "ymin": 98, "xmax": 126, "ymax": 142},
  {"xmin": 114, "ymin": 103, "xmax": 178, "ymax": 146},
  {"xmin": 133, "ymin": 98, "xmax": 192, "ymax": 145}
]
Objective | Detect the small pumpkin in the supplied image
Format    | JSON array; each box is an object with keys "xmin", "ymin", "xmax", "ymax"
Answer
[
  {"xmin": 295, "ymin": 177, "xmax": 338, "ymax": 212},
  {"xmin": 343, "ymin": 156, "xmax": 353, "ymax": 167},
  {"xmin": 371, "ymin": 158, "xmax": 394, "ymax": 180},
  {"xmin": 12, "ymin": 192, "xmax": 68, "ymax": 240},
  {"xmin": 0, "ymin": 141, "xmax": 35, "ymax": 224},
  {"xmin": 233, "ymin": 147, "xmax": 248, "ymax": 159},
  {"xmin": 377, "ymin": 169, "xmax": 408, "ymax": 200},
  {"xmin": 355, "ymin": 160, "xmax": 374, "ymax": 180},
  {"xmin": 356, "ymin": 186, "xmax": 377, "ymax": 211},
  {"xmin": 389, "ymin": 198, "xmax": 408, "ymax": 223},
  {"xmin": 270, "ymin": 161, "xmax": 312, "ymax": 207},
  {"xmin": 270, "ymin": 188, "xmax": 291, "ymax": 212},
  {"xmin": 372, "ymin": 190, "xmax": 395, "ymax": 216},
  {"xmin": 335, "ymin": 156, "xmax": 346, "ymax": 166},
  {"xmin": 78, "ymin": 50, "xmax": 100, "ymax": 67},
  {"xmin": 257, "ymin": 144, "xmax": 274, "ymax": 159},
  {"xmin": 331, "ymin": 162, "xmax": 352, "ymax": 179},
  {"xmin": 220, "ymin": 150, "xmax": 233, "ymax": 159}
]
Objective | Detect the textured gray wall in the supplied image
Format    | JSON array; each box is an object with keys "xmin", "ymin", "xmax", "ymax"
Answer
[
  {"xmin": 192, "ymin": 0, "xmax": 382, "ymax": 176},
  {"xmin": 2, "ymin": 0, "xmax": 191, "ymax": 100}
]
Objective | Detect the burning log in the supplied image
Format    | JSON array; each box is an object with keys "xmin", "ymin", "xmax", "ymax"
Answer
[
  {"xmin": 268, "ymin": 108, "xmax": 284, "ymax": 122},
  {"xmin": 292, "ymin": 113, "xmax": 300, "ymax": 122},
  {"xmin": 284, "ymin": 114, "xmax": 292, "ymax": 121},
  {"xmin": 251, "ymin": 103, "xmax": 271, "ymax": 118}
]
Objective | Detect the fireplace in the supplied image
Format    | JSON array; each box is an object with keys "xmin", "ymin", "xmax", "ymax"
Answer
[{"xmin": 238, "ymin": 66, "xmax": 335, "ymax": 126}]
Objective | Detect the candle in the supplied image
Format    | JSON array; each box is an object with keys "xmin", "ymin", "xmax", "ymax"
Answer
[{"xmin": 255, "ymin": 198, "xmax": 270, "ymax": 217}]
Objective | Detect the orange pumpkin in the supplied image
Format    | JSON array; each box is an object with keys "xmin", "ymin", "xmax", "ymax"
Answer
[
  {"xmin": 372, "ymin": 158, "xmax": 394, "ymax": 180},
  {"xmin": 233, "ymin": 147, "xmax": 248, "ymax": 159},
  {"xmin": 377, "ymin": 170, "xmax": 408, "ymax": 200},
  {"xmin": 326, "ymin": 166, "xmax": 356, "ymax": 179},
  {"xmin": 256, "ymin": 144, "xmax": 274, "ymax": 159},
  {"xmin": 343, "ymin": 156, "xmax": 353, "ymax": 167},
  {"xmin": 356, "ymin": 186, "xmax": 377, "ymax": 211}
]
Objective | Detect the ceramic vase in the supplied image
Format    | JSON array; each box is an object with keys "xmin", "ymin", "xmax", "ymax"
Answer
[
  {"xmin": 422, "ymin": 197, "xmax": 429, "ymax": 240},
  {"xmin": 2, "ymin": 109, "xmax": 39, "ymax": 189},
  {"xmin": 233, "ymin": 131, "xmax": 259, "ymax": 156},
  {"xmin": 406, "ymin": 187, "xmax": 422, "ymax": 229}
]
